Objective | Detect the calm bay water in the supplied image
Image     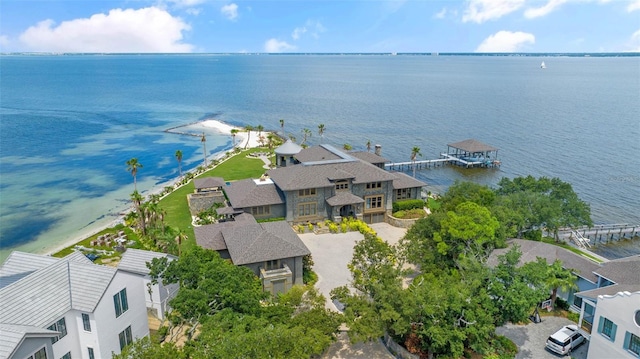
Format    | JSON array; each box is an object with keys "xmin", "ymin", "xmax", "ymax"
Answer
[{"xmin": 1, "ymin": 54, "xmax": 639, "ymax": 260}]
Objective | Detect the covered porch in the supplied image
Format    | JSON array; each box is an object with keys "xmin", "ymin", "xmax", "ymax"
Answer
[{"xmin": 326, "ymin": 192, "xmax": 364, "ymax": 223}]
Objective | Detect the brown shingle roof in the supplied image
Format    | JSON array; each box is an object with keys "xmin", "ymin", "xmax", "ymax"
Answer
[
  {"xmin": 448, "ymin": 139, "xmax": 498, "ymax": 153},
  {"xmin": 194, "ymin": 177, "xmax": 225, "ymax": 189},
  {"xmin": 349, "ymin": 151, "xmax": 389, "ymax": 165},
  {"xmin": 326, "ymin": 192, "xmax": 365, "ymax": 206},
  {"xmin": 195, "ymin": 214, "xmax": 258, "ymax": 251},
  {"xmin": 593, "ymin": 256, "xmax": 640, "ymax": 285},
  {"xmin": 294, "ymin": 146, "xmax": 343, "ymax": 162},
  {"xmin": 391, "ymin": 171, "xmax": 427, "ymax": 189}
]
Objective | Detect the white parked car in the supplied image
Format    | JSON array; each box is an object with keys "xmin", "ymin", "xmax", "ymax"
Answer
[{"xmin": 546, "ymin": 324, "xmax": 585, "ymax": 355}]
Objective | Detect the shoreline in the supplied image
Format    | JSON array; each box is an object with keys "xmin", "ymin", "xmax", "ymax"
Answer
[{"xmin": 44, "ymin": 119, "xmax": 265, "ymax": 257}]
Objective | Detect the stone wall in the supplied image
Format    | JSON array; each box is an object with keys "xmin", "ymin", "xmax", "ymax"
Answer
[
  {"xmin": 187, "ymin": 192, "xmax": 225, "ymax": 214},
  {"xmin": 385, "ymin": 213, "xmax": 420, "ymax": 229}
]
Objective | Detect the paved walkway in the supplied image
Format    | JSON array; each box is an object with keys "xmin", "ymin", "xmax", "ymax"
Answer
[{"xmin": 496, "ymin": 316, "xmax": 589, "ymax": 359}]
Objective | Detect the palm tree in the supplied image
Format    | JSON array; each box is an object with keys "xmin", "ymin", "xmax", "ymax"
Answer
[
  {"xmin": 410, "ymin": 146, "xmax": 422, "ymax": 177},
  {"xmin": 267, "ymin": 133, "xmax": 276, "ymax": 149},
  {"xmin": 201, "ymin": 132, "xmax": 208, "ymax": 167},
  {"xmin": 175, "ymin": 229, "xmax": 188, "ymax": 257},
  {"xmin": 545, "ymin": 260, "xmax": 578, "ymax": 309},
  {"xmin": 343, "ymin": 143, "xmax": 352, "ymax": 151},
  {"xmin": 256, "ymin": 124, "xmax": 264, "ymax": 137},
  {"xmin": 130, "ymin": 190, "xmax": 147, "ymax": 236},
  {"xmin": 318, "ymin": 123, "xmax": 325, "ymax": 143},
  {"xmin": 279, "ymin": 119, "xmax": 285, "ymax": 135},
  {"xmin": 301, "ymin": 128, "xmax": 312, "ymax": 145},
  {"xmin": 126, "ymin": 158, "xmax": 143, "ymax": 191},
  {"xmin": 366, "ymin": 140, "xmax": 372, "ymax": 153},
  {"xmin": 231, "ymin": 129, "xmax": 239, "ymax": 147},
  {"xmin": 244, "ymin": 125, "xmax": 254, "ymax": 149},
  {"xmin": 175, "ymin": 150, "xmax": 183, "ymax": 177}
]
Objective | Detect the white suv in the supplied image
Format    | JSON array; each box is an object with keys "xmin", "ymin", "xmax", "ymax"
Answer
[{"xmin": 546, "ymin": 324, "xmax": 585, "ymax": 355}]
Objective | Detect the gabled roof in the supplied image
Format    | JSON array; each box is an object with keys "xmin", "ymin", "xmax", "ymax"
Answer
[
  {"xmin": 391, "ymin": 171, "xmax": 428, "ymax": 190},
  {"xmin": 118, "ymin": 249, "xmax": 177, "ymax": 276},
  {"xmin": 224, "ymin": 179, "xmax": 285, "ymax": 208},
  {"xmin": 593, "ymin": 255, "xmax": 640, "ymax": 285},
  {"xmin": 195, "ymin": 219, "xmax": 310, "ymax": 265},
  {"xmin": 194, "ymin": 177, "xmax": 225, "ymax": 189},
  {"xmin": 0, "ymin": 252, "xmax": 117, "ymax": 327},
  {"xmin": 222, "ymin": 221, "xmax": 310, "ymax": 265},
  {"xmin": 487, "ymin": 239, "xmax": 601, "ymax": 283},
  {"xmin": 448, "ymin": 139, "xmax": 498, "ymax": 153},
  {"xmin": 0, "ymin": 252, "xmax": 59, "ymax": 289},
  {"xmin": 0, "ymin": 323, "xmax": 59, "ymax": 359},
  {"xmin": 349, "ymin": 151, "xmax": 389, "ymax": 165},
  {"xmin": 326, "ymin": 192, "xmax": 365, "ymax": 206},
  {"xmin": 575, "ymin": 284, "xmax": 640, "ymax": 300},
  {"xmin": 274, "ymin": 140, "xmax": 303, "ymax": 155}
]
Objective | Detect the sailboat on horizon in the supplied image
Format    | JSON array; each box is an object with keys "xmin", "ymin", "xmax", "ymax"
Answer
[{"xmin": 540, "ymin": 61, "xmax": 547, "ymax": 69}]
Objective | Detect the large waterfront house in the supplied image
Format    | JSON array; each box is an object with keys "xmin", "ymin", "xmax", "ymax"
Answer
[
  {"xmin": 0, "ymin": 249, "xmax": 175, "ymax": 359},
  {"xmin": 195, "ymin": 213, "xmax": 311, "ymax": 296},
  {"xmin": 190, "ymin": 142, "xmax": 427, "ymax": 225}
]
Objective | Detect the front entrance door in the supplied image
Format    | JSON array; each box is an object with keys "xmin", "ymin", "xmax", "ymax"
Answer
[{"xmin": 339, "ymin": 205, "xmax": 354, "ymax": 218}]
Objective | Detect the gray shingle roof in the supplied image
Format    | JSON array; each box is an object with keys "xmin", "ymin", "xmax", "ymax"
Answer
[
  {"xmin": 0, "ymin": 324, "xmax": 59, "ymax": 359},
  {"xmin": 222, "ymin": 221, "xmax": 310, "ymax": 265},
  {"xmin": 349, "ymin": 151, "xmax": 389, "ymax": 164},
  {"xmin": 224, "ymin": 179, "xmax": 285, "ymax": 208},
  {"xmin": 194, "ymin": 177, "xmax": 225, "ymax": 190},
  {"xmin": 195, "ymin": 219, "xmax": 309, "ymax": 265},
  {"xmin": 487, "ymin": 239, "xmax": 601, "ymax": 283},
  {"xmin": 294, "ymin": 146, "xmax": 343, "ymax": 163},
  {"xmin": 447, "ymin": 139, "xmax": 498, "ymax": 153},
  {"xmin": 575, "ymin": 284, "xmax": 640, "ymax": 300},
  {"xmin": 274, "ymin": 140, "xmax": 303, "ymax": 155},
  {"xmin": 0, "ymin": 252, "xmax": 117, "ymax": 327},
  {"xmin": 268, "ymin": 160, "xmax": 397, "ymax": 191},
  {"xmin": 391, "ymin": 171, "xmax": 428, "ymax": 189},
  {"xmin": 594, "ymin": 255, "xmax": 640, "ymax": 285},
  {"xmin": 118, "ymin": 249, "xmax": 177, "ymax": 276},
  {"xmin": 326, "ymin": 192, "xmax": 365, "ymax": 206}
]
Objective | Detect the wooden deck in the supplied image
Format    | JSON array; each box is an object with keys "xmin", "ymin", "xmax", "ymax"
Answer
[{"xmin": 384, "ymin": 153, "xmax": 500, "ymax": 170}]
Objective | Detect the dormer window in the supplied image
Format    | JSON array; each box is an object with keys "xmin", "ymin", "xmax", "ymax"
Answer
[{"xmin": 335, "ymin": 180, "xmax": 349, "ymax": 191}]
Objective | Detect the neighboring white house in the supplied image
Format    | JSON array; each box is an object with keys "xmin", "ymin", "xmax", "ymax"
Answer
[
  {"xmin": 117, "ymin": 249, "xmax": 179, "ymax": 321},
  {"xmin": 0, "ymin": 251, "xmax": 150, "ymax": 358},
  {"xmin": 586, "ymin": 291, "xmax": 640, "ymax": 359}
]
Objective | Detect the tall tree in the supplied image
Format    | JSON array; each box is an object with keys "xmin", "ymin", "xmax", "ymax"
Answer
[
  {"xmin": 410, "ymin": 146, "xmax": 421, "ymax": 177},
  {"xmin": 317, "ymin": 123, "xmax": 325, "ymax": 143},
  {"xmin": 244, "ymin": 125, "xmax": 254, "ymax": 149},
  {"xmin": 256, "ymin": 124, "xmax": 264, "ymax": 137},
  {"xmin": 230, "ymin": 128, "xmax": 239, "ymax": 147},
  {"xmin": 174, "ymin": 150, "xmax": 183, "ymax": 177},
  {"xmin": 201, "ymin": 132, "xmax": 208, "ymax": 167},
  {"xmin": 126, "ymin": 158, "xmax": 143, "ymax": 191},
  {"xmin": 543, "ymin": 259, "xmax": 578, "ymax": 309},
  {"xmin": 366, "ymin": 140, "xmax": 372, "ymax": 152}
]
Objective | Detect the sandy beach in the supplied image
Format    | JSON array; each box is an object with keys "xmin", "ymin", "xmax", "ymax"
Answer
[{"xmin": 43, "ymin": 119, "xmax": 266, "ymax": 257}]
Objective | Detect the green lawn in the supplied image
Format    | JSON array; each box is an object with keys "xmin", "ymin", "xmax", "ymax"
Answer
[{"xmin": 159, "ymin": 148, "xmax": 274, "ymax": 251}]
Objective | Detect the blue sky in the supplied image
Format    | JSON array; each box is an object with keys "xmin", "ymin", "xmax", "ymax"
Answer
[{"xmin": 1, "ymin": 0, "xmax": 639, "ymax": 53}]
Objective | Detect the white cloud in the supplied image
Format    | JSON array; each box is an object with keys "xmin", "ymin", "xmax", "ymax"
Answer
[
  {"xmin": 0, "ymin": 35, "xmax": 9, "ymax": 50},
  {"xmin": 291, "ymin": 20, "xmax": 326, "ymax": 41},
  {"xmin": 524, "ymin": 0, "xmax": 569, "ymax": 19},
  {"xmin": 435, "ymin": 8, "xmax": 447, "ymax": 19},
  {"xmin": 221, "ymin": 3, "xmax": 238, "ymax": 21},
  {"xmin": 264, "ymin": 38, "xmax": 296, "ymax": 53},
  {"xmin": 463, "ymin": 0, "xmax": 526, "ymax": 23},
  {"xmin": 629, "ymin": 29, "xmax": 640, "ymax": 51},
  {"xmin": 19, "ymin": 7, "xmax": 193, "ymax": 53},
  {"xmin": 628, "ymin": 0, "xmax": 640, "ymax": 12},
  {"xmin": 186, "ymin": 8, "xmax": 202, "ymax": 16},
  {"xmin": 167, "ymin": 0, "xmax": 208, "ymax": 7},
  {"xmin": 475, "ymin": 30, "xmax": 535, "ymax": 52}
]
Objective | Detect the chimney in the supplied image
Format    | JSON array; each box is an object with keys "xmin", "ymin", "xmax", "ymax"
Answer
[{"xmin": 374, "ymin": 144, "xmax": 382, "ymax": 156}]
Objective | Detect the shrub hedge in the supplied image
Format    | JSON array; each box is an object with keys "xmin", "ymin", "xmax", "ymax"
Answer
[{"xmin": 392, "ymin": 199, "xmax": 425, "ymax": 213}]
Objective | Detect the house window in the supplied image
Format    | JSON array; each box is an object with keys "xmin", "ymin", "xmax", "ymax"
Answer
[
  {"xmin": 366, "ymin": 182, "xmax": 382, "ymax": 189},
  {"xmin": 251, "ymin": 205, "xmax": 270, "ymax": 216},
  {"xmin": 598, "ymin": 317, "xmax": 617, "ymax": 341},
  {"xmin": 265, "ymin": 259, "xmax": 280, "ymax": 270},
  {"xmin": 119, "ymin": 326, "xmax": 133, "ymax": 350},
  {"xmin": 395, "ymin": 188, "xmax": 411, "ymax": 200},
  {"xmin": 47, "ymin": 317, "xmax": 67, "ymax": 343},
  {"xmin": 27, "ymin": 347, "xmax": 47, "ymax": 359},
  {"xmin": 335, "ymin": 180, "xmax": 349, "ymax": 191},
  {"xmin": 365, "ymin": 195, "xmax": 384, "ymax": 211},
  {"xmin": 625, "ymin": 332, "xmax": 640, "ymax": 356},
  {"xmin": 82, "ymin": 313, "xmax": 91, "ymax": 332},
  {"xmin": 88, "ymin": 348, "xmax": 95, "ymax": 359},
  {"xmin": 298, "ymin": 203, "xmax": 317, "ymax": 217},
  {"xmin": 298, "ymin": 188, "xmax": 316, "ymax": 197},
  {"xmin": 114, "ymin": 288, "xmax": 129, "ymax": 317},
  {"xmin": 61, "ymin": 353, "xmax": 71, "ymax": 359}
]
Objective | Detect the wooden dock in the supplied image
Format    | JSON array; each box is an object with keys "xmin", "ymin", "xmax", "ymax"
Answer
[
  {"xmin": 557, "ymin": 224, "xmax": 640, "ymax": 246},
  {"xmin": 384, "ymin": 153, "xmax": 500, "ymax": 170},
  {"xmin": 385, "ymin": 139, "xmax": 502, "ymax": 171}
]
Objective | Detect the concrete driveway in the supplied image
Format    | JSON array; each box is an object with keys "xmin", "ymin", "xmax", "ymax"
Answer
[{"xmin": 497, "ymin": 316, "xmax": 589, "ymax": 359}]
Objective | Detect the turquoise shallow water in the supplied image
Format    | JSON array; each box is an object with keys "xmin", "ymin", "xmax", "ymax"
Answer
[{"xmin": 1, "ymin": 54, "xmax": 639, "ymax": 259}]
